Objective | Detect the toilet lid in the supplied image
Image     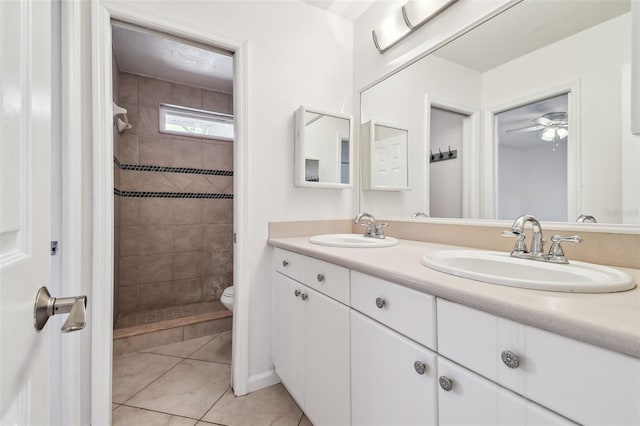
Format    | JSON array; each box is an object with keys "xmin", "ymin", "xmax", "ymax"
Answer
[{"xmin": 222, "ymin": 286, "xmax": 234, "ymax": 297}]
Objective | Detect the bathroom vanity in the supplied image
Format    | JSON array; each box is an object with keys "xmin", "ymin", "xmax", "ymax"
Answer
[{"xmin": 269, "ymin": 237, "xmax": 640, "ymax": 426}]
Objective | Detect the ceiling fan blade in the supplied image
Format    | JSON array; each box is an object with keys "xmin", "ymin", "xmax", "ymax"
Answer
[
  {"xmin": 535, "ymin": 117, "xmax": 554, "ymax": 126},
  {"xmin": 505, "ymin": 124, "xmax": 545, "ymax": 134}
]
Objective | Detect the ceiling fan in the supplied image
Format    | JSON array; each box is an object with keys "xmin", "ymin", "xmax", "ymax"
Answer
[{"xmin": 505, "ymin": 112, "xmax": 568, "ymax": 141}]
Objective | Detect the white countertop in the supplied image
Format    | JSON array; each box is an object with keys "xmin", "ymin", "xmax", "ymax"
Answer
[{"xmin": 268, "ymin": 236, "xmax": 640, "ymax": 359}]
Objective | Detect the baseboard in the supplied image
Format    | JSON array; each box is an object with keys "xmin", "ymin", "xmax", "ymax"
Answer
[{"xmin": 247, "ymin": 368, "xmax": 281, "ymax": 393}]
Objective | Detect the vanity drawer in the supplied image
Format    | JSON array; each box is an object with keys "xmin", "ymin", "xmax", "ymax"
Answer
[
  {"xmin": 302, "ymin": 256, "xmax": 349, "ymax": 304},
  {"xmin": 273, "ymin": 248, "xmax": 304, "ymax": 282},
  {"xmin": 351, "ymin": 271, "xmax": 436, "ymax": 350},
  {"xmin": 437, "ymin": 299, "xmax": 640, "ymax": 425}
]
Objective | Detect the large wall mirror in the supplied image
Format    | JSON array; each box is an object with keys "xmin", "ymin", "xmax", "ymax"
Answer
[
  {"xmin": 295, "ymin": 106, "xmax": 353, "ymax": 189},
  {"xmin": 360, "ymin": 0, "xmax": 639, "ymax": 225}
]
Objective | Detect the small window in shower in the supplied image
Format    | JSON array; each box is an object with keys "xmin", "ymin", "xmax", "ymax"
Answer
[{"xmin": 159, "ymin": 104, "xmax": 234, "ymax": 141}]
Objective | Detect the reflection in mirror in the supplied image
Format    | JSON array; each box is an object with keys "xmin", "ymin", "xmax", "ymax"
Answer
[
  {"xmin": 360, "ymin": 0, "xmax": 638, "ymax": 225},
  {"xmin": 294, "ymin": 106, "xmax": 352, "ymax": 189},
  {"xmin": 362, "ymin": 121, "xmax": 409, "ymax": 190},
  {"xmin": 497, "ymin": 94, "xmax": 569, "ymax": 221}
]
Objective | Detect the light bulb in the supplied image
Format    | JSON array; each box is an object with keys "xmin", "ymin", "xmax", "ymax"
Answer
[
  {"xmin": 557, "ymin": 128, "xmax": 568, "ymax": 139},
  {"xmin": 541, "ymin": 128, "xmax": 556, "ymax": 141}
]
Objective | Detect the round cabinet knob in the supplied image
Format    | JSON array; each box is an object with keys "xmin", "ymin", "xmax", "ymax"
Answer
[
  {"xmin": 317, "ymin": 273, "xmax": 325, "ymax": 282},
  {"xmin": 414, "ymin": 361, "xmax": 426, "ymax": 375},
  {"xmin": 294, "ymin": 289, "xmax": 301, "ymax": 297},
  {"xmin": 439, "ymin": 376, "xmax": 453, "ymax": 392},
  {"xmin": 282, "ymin": 260, "xmax": 289, "ymax": 267},
  {"xmin": 301, "ymin": 293, "xmax": 308, "ymax": 301},
  {"xmin": 501, "ymin": 350, "xmax": 520, "ymax": 369},
  {"xmin": 375, "ymin": 297, "xmax": 386, "ymax": 309}
]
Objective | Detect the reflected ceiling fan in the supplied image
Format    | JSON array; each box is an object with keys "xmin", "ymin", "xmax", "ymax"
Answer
[{"xmin": 506, "ymin": 112, "xmax": 568, "ymax": 141}]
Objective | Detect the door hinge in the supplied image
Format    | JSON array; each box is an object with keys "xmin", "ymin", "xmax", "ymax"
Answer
[
  {"xmin": 233, "ymin": 233, "xmax": 237, "ymax": 244},
  {"xmin": 51, "ymin": 241, "xmax": 58, "ymax": 256}
]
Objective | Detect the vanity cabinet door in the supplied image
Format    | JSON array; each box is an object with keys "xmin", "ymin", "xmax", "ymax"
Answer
[
  {"xmin": 438, "ymin": 357, "xmax": 575, "ymax": 426},
  {"xmin": 304, "ymin": 286, "xmax": 350, "ymax": 426},
  {"xmin": 272, "ymin": 272, "xmax": 305, "ymax": 406},
  {"xmin": 351, "ymin": 310, "xmax": 437, "ymax": 426}
]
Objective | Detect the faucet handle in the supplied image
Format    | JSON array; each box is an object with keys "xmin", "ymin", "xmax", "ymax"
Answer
[
  {"xmin": 548, "ymin": 234, "xmax": 582, "ymax": 263},
  {"xmin": 374, "ymin": 222, "xmax": 389, "ymax": 238},
  {"xmin": 501, "ymin": 230, "xmax": 527, "ymax": 253}
]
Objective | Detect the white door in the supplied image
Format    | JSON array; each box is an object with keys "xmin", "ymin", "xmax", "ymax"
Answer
[
  {"xmin": 438, "ymin": 357, "xmax": 575, "ymax": 426},
  {"xmin": 272, "ymin": 272, "xmax": 304, "ymax": 406},
  {"xmin": 304, "ymin": 286, "xmax": 350, "ymax": 426},
  {"xmin": 1, "ymin": 1, "xmax": 56, "ymax": 424},
  {"xmin": 351, "ymin": 311, "xmax": 437, "ymax": 426}
]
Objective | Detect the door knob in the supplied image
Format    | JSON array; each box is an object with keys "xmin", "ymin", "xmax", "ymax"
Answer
[{"xmin": 34, "ymin": 286, "xmax": 87, "ymax": 332}]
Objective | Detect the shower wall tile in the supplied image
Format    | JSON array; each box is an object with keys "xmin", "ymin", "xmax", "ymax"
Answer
[
  {"xmin": 173, "ymin": 251, "xmax": 203, "ymax": 281},
  {"xmin": 118, "ymin": 72, "xmax": 138, "ymax": 105},
  {"xmin": 173, "ymin": 225, "xmax": 204, "ymax": 252},
  {"xmin": 139, "ymin": 198, "xmax": 173, "ymax": 225},
  {"xmin": 139, "ymin": 282, "xmax": 173, "ymax": 310},
  {"xmin": 202, "ymin": 200, "xmax": 233, "ymax": 224},
  {"xmin": 139, "ymin": 254, "xmax": 173, "ymax": 284},
  {"xmin": 118, "ymin": 133, "xmax": 139, "ymax": 164},
  {"xmin": 139, "ymin": 226, "xmax": 173, "ymax": 255},
  {"xmin": 120, "ymin": 226, "xmax": 140, "ymax": 257},
  {"xmin": 203, "ymin": 225, "xmax": 233, "ymax": 251},
  {"xmin": 121, "ymin": 197, "xmax": 140, "ymax": 226},
  {"xmin": 116, "ymin": 71, "xmax": 234, "ymax": 316},
  {"xmin": 120, "ymin": 256, "xmax": 139, "ymax": 286},
  {"xmin": 171, "ymin": 199, "xmax": 203, "ymax": 225},
  {"xmin": 172, "ymin": 279, "xmax": 203, "ymax": 305}
]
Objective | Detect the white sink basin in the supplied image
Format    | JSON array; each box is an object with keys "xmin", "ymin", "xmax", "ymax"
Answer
[
  {"xmin": 421, "ymin": 250, "xmax": 636, "ymax": 293},
  {"xmin": 309, "ymin": 234, "xmax": 399, "ymax": 248}
]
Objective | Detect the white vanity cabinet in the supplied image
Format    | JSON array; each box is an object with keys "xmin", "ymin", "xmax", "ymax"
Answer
[
  {"xmin": 438, "ymin": 356, "xmax": 574, "ymax": 426},
  {"xmin": 351, "ymin": 310, "xmax": 437, "ymax": 426},
  {"xmin": 438, "ymin": 298, "xmax": 640, "ymax": 425},
  {"xmin": 271, "ymin": 249, "xmax": 350, "ymax": 426}
]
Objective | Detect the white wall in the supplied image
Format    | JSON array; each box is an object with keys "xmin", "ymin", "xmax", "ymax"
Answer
[
  {"xmin": 482, "ymin": 13, "xmax": 632, "ymax": 223},
  {"xmin": 429, "ymin": 108, "xmax": 464, "ymax": 218},
  {"xmin": 360, "ymin": 54, "xmax": 481, "ymax": 217},
  {"xmin": 102, "ymin": 0, "xmax": 354, "ymax": 386}
]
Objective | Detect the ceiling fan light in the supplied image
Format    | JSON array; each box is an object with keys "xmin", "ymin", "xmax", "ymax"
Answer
[
  {"xmin": 557, "ymin": 128, "xmax": 569, "ymax": 139},
  {"xmin": 541, "ymin": 128, "xmax": 556, "ymax": 141}
]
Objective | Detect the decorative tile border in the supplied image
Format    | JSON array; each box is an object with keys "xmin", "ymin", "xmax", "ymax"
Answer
[
  {"xmin": 114, "ymin": 188, "xmax": 233, "ymax": 199},
  {"xmin": 113, "ymin": 156, "xmax": 233, "ymax": 176}
]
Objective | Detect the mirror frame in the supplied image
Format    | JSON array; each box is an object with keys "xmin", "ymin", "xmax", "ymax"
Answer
[
  {"xmin": 295, "ymin": 105, "xmax": 353, "ymax": 189},
  {"xmin": 361, "ymin": 120, "xmax": 410, "ymax": 191},
  {"xmin": 357, "ymin": 0, "xmax": 640, "ymax": 233}
]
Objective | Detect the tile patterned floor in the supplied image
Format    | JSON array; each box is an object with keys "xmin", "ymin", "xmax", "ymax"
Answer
[
  {"xmin": 115, "ymin": 301, "xmax": 226, "ymax": 329},
  {"xmin": 112, "ymin": 331, "xmax": 312, "ymax": 426}
]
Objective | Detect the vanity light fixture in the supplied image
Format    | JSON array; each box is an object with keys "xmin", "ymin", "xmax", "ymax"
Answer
[{"xmin": 372, "ymin": 0, "xmax": 458, "ymax": 54}]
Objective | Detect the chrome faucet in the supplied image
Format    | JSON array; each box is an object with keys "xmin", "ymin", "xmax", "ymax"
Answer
[
  {"xmin": 576, "ymin": 214, "xmax": 597, "ymax": 223},
  {"xmin": 354, "ymin": 212, "xmax": 388, "ymax": 239},
  {"xmin": 412, "ymin": 212, "xmax": 429, "ymax": 218},
  {"xmin": 503, "ymin": 214, "xmax": 582, "ymax": 264}
]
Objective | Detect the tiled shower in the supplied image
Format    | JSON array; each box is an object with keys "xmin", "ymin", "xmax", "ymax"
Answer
[{"xmin": 113, "ymin": 70, "xmax": 234, "ymax": 329}]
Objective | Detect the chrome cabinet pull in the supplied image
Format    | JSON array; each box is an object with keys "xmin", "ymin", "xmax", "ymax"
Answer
[
  {"xmin": 301, "ymin": 293, "xmax": 308, "ymax": 301},
  {"xmin": 282, "ymin": 260, "xmax": 289, "ymax": 267},
  {"xmin": 375, "ymin": 297, "xmax": 385, "ymax": 309},
  {"xmin": 34, "ymin": 286, "xmax": 87, "ymax": 332},
  {"xmin": 439, "ymin": 376, "xmax": 453, "ymax": 392},
  {"xmin": 414, "ymin": 361, "xmax": 426, "ymax": 375},
  {"xmin": 317, "ymin": 273, "xmax": 325, "ymax": 282},
  {"xmin": 501, "ymin": 350, "xmax": 520, "ymax": 369},
  {"xmin": 294, "ymin": 289, "xmax": 301, "ymax": 297}
]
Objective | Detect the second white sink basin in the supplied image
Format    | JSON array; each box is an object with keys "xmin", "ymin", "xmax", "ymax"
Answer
[
  {"xmin": 421, "ymin": 249, "xmax": 636, "ymax": 293},
  {"xmin": 309, "ymin": 234, "xmax": 399, "ymax": 248}
]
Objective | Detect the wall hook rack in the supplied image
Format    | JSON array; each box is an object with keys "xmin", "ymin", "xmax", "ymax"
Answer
[{"xmin": 430, "ymin": 146, "xmax": 458, "ymax": 163}]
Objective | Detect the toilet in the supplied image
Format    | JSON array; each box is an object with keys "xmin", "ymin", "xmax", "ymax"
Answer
[{"xmin": 221, "ymin": 286, "xmax": 234, "ymax": 312}]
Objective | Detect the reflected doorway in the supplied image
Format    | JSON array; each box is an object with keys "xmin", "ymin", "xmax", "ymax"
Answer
[{"xmin": 496, "ymin": 93, "xmax": 569, "ymax": 221}]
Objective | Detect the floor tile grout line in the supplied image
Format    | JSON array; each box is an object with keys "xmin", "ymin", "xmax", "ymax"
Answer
[
  {"xmin": 117, "ymin": 403, "xmax": 203, "ymax": 422},
  {"xmin": 196, "ymin": 385, "xmax": 232, "ymax": 425},
  {"xmin": 119, "ymin": 355, "xmax": 188, "ymax": 406}
]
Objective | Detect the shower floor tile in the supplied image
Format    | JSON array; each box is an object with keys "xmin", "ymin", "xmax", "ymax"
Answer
[{"xmin": 115, "ymin": 301, "xmax": 226, "ymax": 329}]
